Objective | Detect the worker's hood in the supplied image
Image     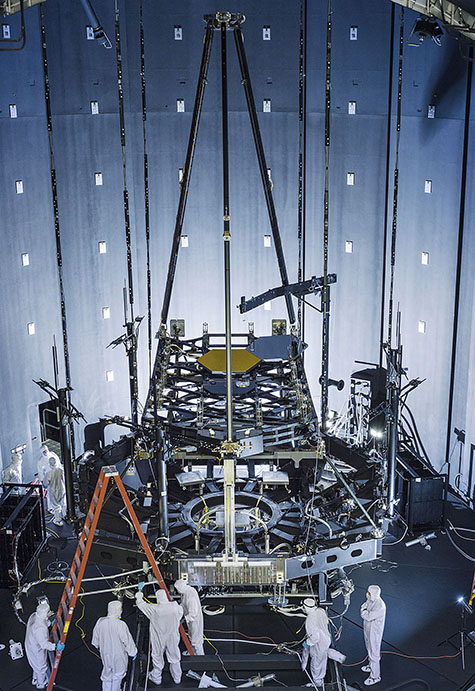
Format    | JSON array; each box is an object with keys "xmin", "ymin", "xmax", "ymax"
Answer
[
  {"xmin": 367, "ymin": 585, "xmax": 381, "ymax": 601},
  {"xmin": 302, "ymin": 598, "xmax": 317, "ymax": 615},
  {"xmin": 156, "ymin": 589, "xmax": 168, "ymax": 605},
  {"xmin": 107, "ymin": 600, "xmax": 122, "ymax": 618},
  {"xmin": 174, "ymin": 579, "xmax": 187, "ymax": 594},
  {"xmin": 36, "ymin": 602, "xmax": 51, "ymax": 621}
]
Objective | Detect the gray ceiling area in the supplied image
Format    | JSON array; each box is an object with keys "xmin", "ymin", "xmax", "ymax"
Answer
[{"xmin": 0, "ymin": 0, "xmax": 474, "ymax": 497}]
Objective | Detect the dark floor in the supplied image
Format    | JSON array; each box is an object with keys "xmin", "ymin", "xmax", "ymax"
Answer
[{"xmin": 2, "ymin": 495, "xmax": 475, "ymax": 691}]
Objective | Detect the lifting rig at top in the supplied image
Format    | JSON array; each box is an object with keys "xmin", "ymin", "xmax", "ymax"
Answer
[{"xmin": 79, "ymin": 12, "xmax": 386, "ymax": 604}]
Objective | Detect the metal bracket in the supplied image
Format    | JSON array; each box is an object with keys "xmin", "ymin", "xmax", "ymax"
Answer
[{"xmin": 239, "ymin": 274, "xmax": 337, "ymax": 314}]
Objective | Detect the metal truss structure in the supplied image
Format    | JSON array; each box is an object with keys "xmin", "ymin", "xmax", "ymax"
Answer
[{"xmin": 77, "ymin": 11, "xmax": 386, "ymax": 608}]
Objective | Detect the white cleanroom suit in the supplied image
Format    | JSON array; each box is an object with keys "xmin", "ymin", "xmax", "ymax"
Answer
[
  {"xmin": 43, "ymin": 457, "xmax": 65, "ymax": 526},
  {"xmin": 136, "ymin": 588, "xmax": 183, "ymax": 685},
  {"xmin": 25, "ymin": 602, "xmax": 56, "ymax": 689},
  {"xmin": 2, "ymin": 453, "xmax": 22, "ymax": 485},
  {"xmin": 92, "ymin": 600, "xmax": 137, "ymax": 691},
  {"xmin": 174, "ymin": 579, "xmax": 205, "ymax": 655},
  {"xmin": 37, "ymin": 444, "xmax": 61, "ymax": 483},
  {"xmin": 360, "ymin": 584, "xmax": 386, "ymax": 685},
  {"xmin": 302, "ymin": 601, "xmax": 331, "ymax": 687}
]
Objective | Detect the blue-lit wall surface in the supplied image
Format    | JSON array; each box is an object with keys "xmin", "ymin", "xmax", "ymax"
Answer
[{"xmin": 0, "ymin": 0, "xmax": 474, "ymax": 496}]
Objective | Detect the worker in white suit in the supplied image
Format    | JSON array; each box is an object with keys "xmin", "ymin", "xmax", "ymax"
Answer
[
  {"xmin": 2, "ymin": 452, "xmax": 22, "ymax": 485},
  {"xmin": 360, "ymin": 584, "xmax": 386, "ymax": 686},
  {"xmin": 174, "ymin": 579, "xmax": 204, "ymax": 655},
  {"xmin": 92, "ymin": 600, "xmax": 137, "ymax": 691},
  {"xmin": 302, "ymin": 600, "xmax": 331, "ymax": 688},
  {"xmin": 25, "ymin": 601, "xmax": 57, "ymax": 689},
  {"xmin": 43, "ymin": 457, "xmax": 65, "ymax": 526},
  {"xmin": 37, "ymin": 444, "xmax": 61, "ymax": 483},
  {"xmin": 135, "ymin": 584, "xmax": 183, "ymax": 685}
]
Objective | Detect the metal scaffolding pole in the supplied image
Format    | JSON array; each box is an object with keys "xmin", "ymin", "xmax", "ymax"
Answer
[{"xmin": 221, "ymin": 19, "xmax": 236, "ymax": 559}]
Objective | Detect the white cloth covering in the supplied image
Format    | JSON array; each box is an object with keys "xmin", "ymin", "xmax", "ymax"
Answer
[
  {"xmin": 92, "ymin": 600, "xmax": 137, "ymax": 691},
  {"xmin": 360, "ymin": 584, "xmax": 386, "ymax": 680},
  {"xmin": 136, "ymin": 589, "xmax": 183, "ymax": 684},
  {"xmin": 25, "ymin": 603, "xmax": 56, "ymax": 689},
  {"xmin": 304, "ymin": 607, "xmax": 331, "ymax": 686},
  {"xmin": 174, "ymin": 580, "xmax": 204, "ymax": 655}
]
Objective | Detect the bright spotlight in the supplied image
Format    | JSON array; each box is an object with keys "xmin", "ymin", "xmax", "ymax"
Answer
[{"xmin": 369, "ymin": 428, "xmax": 384, "ymax": 439}]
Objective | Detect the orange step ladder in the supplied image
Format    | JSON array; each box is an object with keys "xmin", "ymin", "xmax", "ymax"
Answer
[{"xmin": 47, "ymin": 464, "xmax": 193, "ymax": 690}]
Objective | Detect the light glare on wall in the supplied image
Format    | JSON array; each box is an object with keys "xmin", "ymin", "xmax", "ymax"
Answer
[
  {"xmin": 421, "ymin": 252, "xmax": 429, "ymax": 265},
  {"xmin": 181, "ymin": 235, "xmax": 189, "ymax": 247},
  {"xmin": 345, "ymin": 241, "xmax": 353, "ymax": 253},
  {"xmin": 27, "ymin": 322, "xmax": 35, "ymax": 335},
  {"xmin": 347, "ymin": 172, "xmax": 355, "ymax": 186},
  {"xmin": 98, "ymin": 241, "xmax": 107, "ymax": 254},
  {"xmin": 106, "ymin": 370, "xmax": 114, "ymax": 382},
  {"xmin": 263, "ymin": 99, "xmax": 271, "ymax": 113},
  {"xmin": 102, "ymin": 307, "xmax": 111, "ymax": 319},
  {"xmin": 95, "ymin": 172, "xmax": 103, "ymax": 186},
  {"xmin": 90, "ymin": 100, "xmax": 99, "ymax": 115},
  {"xmin": 21, "ymin": 253, "xmax": 30, "ymax": 266},
  {"xmin": 418, "ymin": 320, "xmax": 426, "ymax": 334},
  {"xmin": 264, "ymin": 235, "xmax": 271, "ymax": 247},
  {"xmin": 264, "ymin": 302, "xmax": 272, "ymax": 311}
]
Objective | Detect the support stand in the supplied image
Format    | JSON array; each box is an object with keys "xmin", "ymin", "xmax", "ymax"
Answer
[{"xmin": 438, "ymin": 605, "xmax": 474, "ymax": 670}]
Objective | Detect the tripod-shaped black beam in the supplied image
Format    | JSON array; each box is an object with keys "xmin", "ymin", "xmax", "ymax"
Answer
[{"xmin": 158, "ymin": 12, "xmax": 295, "ymax": 330}]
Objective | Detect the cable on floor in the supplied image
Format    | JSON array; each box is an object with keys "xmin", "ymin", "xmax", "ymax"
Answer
[
  {"xmin": 447, "ymin": 520, "xmax": 475, "ymax": 541},
  {"xmin": 81, "ymin": 635, "xmax": 102, "ymax": 661},
  {"xmin": 204, "ymin": 636, "xmax": 247, "ymax": 683},
  {"xmin": 342, "ymin": 655, "xmax": 368, "ymax": 667},
  {"xmin": 381, "ymin": 648, "xmax": 462, "ymax": 660},
  {"xmin": 447, "ymin": 529, "xmax": 475, "ymax": 562},
  {"xmin": 204, "ymin": 629, "xmax": 278, "ymax": 645}
]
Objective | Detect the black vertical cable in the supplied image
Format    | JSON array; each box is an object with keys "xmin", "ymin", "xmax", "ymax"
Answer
[
  {"xmin": 297, "ymin": 0, "xmax": 307, "ymax": 341},
  {"xmin": 115, "ymin": 0, "xmax": 134, "ymax": 313},
  {"xmin": 387, "ymin": 8, "xmax": 404, "ymax": 350},
  {"xmin": 114, "ymin": 0, "xmax": 138, "ymax": 423},
  {"xmin": 39, "ymin": 7, "xmax": 76, "ymax": 466},
  {"xmin": 379, "ymin": 4, "xmax": 395, "ymax": 366},
  {"xmin": 445, "ymin": 47, "xmax": 473, "ymax": 471},
  {"xmin": 320, "ymin": 0, "xmax": 331, "ymax": 426},
  {"xmin": 139, "ymin": 0, "xmax": 152, "ymax": 378}
]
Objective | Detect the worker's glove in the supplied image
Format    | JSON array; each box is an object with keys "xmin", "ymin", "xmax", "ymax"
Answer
[
  {"xmin": 302, "ymin": 641, "xmax": 308, "ymax": 649},
  {"xmin": 57, "ymin": 642, "xmax": 65, "ymax": 652},
  {"xmin": 137, "ymin": 581, "xmax": 145, "ymax": 591},
  {"xmin": 132, "ymin": 654, "xmax": 137, "ymax": 660}
]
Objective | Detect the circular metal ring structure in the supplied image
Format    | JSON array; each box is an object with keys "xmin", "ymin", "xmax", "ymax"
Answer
[{"xmin": 180, "ymin": 491, "xmax": 283, "ymax": 537}]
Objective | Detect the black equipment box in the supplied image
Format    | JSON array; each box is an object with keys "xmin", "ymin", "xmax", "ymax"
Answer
[
  {"xmin": 396, "ymin": 471, "xmax": 447, "ymax": 531},
  {"xmin": 0, "ymin": 483, "xmax": 46, "ymax": 588}
]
